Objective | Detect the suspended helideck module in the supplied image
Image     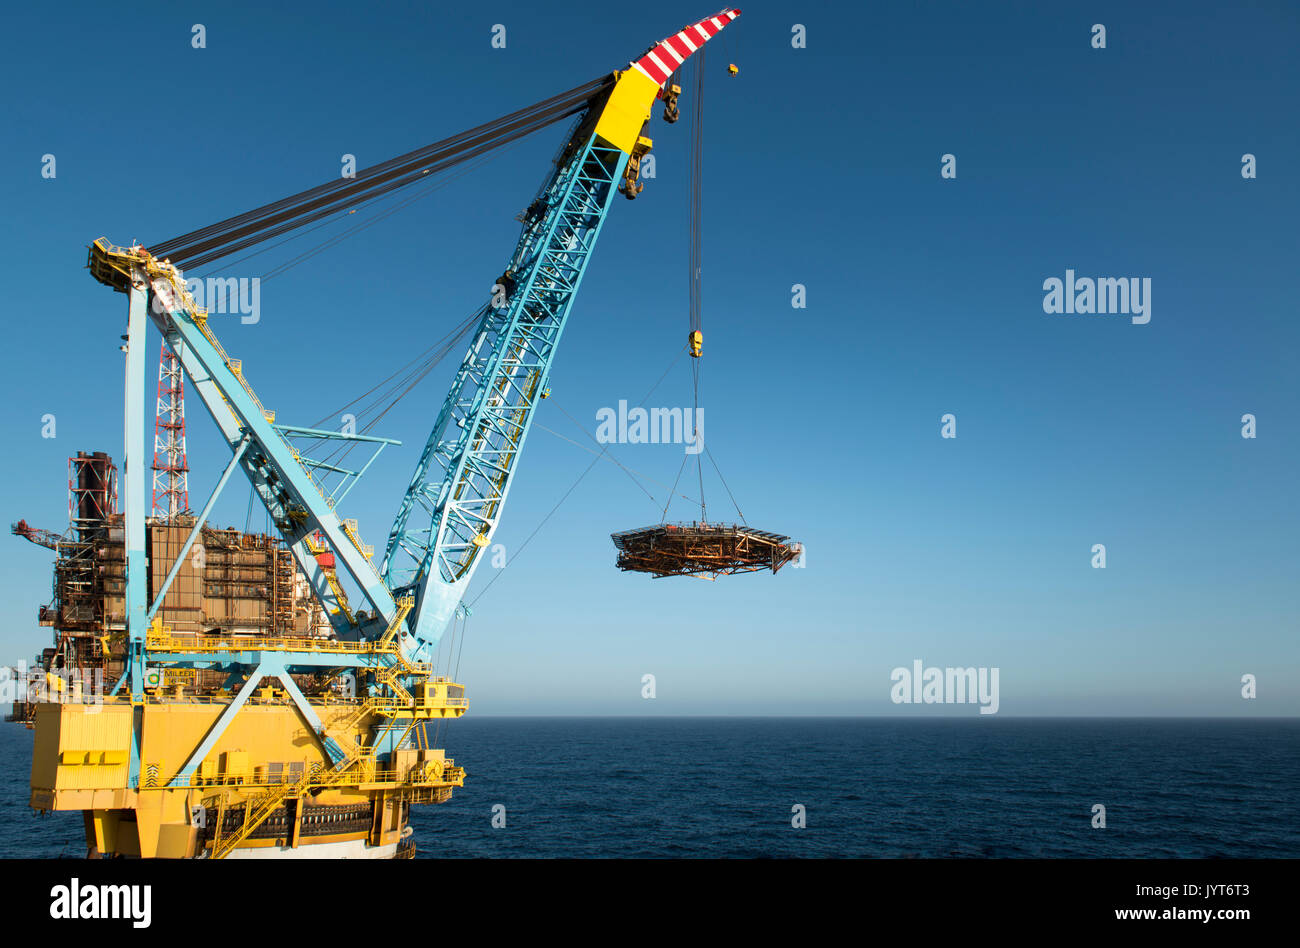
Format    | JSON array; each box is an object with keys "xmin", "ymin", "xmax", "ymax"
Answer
[{"xmin": 611, "ymin": 523, "xmax": 802, "ymax": 578}]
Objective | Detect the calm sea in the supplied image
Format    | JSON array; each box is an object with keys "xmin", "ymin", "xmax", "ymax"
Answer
[{"xmin": 2, "ymin": 717, "xmax": 1296, "ymax": 858}]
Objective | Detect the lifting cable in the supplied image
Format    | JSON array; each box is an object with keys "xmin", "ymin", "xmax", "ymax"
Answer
[
  {"xmin": 663, "ymin": 50, "xmax": 746, "ymax": 528},
  {"xmin": 149, "ymin": 76, "xmax": 613, "ymax": 269},
  {"xmin": 543, "ymin": 341, "xmax": 696, "ymax": 510},
  {"xmin": 706, "ymin": 445, "xmax": 746, "ymax": 525},
  {"xmin": 544, "ymin": 399, "xmax": 702, "ymax": 510},
  {"xmin": 689, "ymin": 48, "xmax": 706, "ymax": 524},
  {"xmin": 661, "ymin": 452, "xmax": 691, "ymax": 523}
]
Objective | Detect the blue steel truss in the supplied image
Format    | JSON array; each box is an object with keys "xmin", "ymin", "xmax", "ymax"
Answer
[{"xmin": 382, "ymin": 134, "xmax": 629, "ymax": 651}]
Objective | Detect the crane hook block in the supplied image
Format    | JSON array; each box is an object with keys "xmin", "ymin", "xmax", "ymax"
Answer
[
  {"xmin": 728, "ymin": 64, "xmax": 739, "ymax": 77},
  {"xmin": 662, "ymin": 82, "xmax": 682, "ymax": 123},
  {"xmin": 619, "ymin": 135, "xmax": 654, "ymax": 200},
  {"xmin": 689, "ymin": 330, "xmax": 703, "ymax": 358}
]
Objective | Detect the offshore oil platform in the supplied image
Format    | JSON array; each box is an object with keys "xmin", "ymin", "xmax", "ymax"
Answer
[{"xmin": 10, "ymin": 8, "xmax": 796, "ymax": 858}]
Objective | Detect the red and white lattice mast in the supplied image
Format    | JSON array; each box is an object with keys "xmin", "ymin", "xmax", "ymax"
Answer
[{"xmin": 151, "ymin": 341, "xmax": 189, "ymax": 520}]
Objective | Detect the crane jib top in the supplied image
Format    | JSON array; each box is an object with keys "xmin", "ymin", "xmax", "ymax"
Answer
[{"xmin": 594, "ymin": 9, "xmax": 740, "ymax": 153}]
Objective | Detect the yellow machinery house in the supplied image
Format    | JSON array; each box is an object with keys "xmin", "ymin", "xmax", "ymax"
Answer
[{"xmin": 32, "ymin": 677, "xmax": 466, "ymax": 859}]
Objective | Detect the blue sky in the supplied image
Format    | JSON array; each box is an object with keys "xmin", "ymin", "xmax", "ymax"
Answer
[{"xmin": 1, "ymin": 0, "xmax": 1296, "ymax": 715}]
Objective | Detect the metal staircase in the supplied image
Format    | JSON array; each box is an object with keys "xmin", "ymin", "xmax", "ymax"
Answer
[
  {"xmin": 208, "ymin": 696, "xmax": 382, "ymax": 859},
  {"xmin": 209, "ymin": 745, "xmax": 370, "ymax": 859}
]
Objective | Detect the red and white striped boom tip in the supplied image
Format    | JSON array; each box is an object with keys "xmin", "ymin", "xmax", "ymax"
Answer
[{"xmin": 630, "ymin": 8, "xmax": 741, "ymax": 88}]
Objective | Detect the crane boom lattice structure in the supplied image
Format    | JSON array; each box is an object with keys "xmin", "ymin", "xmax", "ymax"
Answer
[{"xmin": 151, "ymin": 340, "xmax": 189, "ymax": 520}]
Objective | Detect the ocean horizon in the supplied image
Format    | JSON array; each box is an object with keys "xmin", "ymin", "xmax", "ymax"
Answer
[{"xmin": 3, "ymin": 716, "xmax": 1295, "ymax": 859}]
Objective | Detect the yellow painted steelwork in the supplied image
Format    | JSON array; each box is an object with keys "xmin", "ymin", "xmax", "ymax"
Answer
[
  {"xmin": 30, "ymin": 684, "xmax": 466, "ymax": 857},
  {"xmin": 618, "ymin": 135, "xmax": 655, "ymax": 199},
  {"xmin": 593, "ymin": 68, "xmax": 662, "ymax": 154}
]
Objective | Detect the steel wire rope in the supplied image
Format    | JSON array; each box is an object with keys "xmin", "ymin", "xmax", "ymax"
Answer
[
  {"xmin": 453, "ymin": 611, "xmax": 467, "ymax": 682},
  {"xmin": 156, "ymin": 101, "xmax": 590, "ymax": 268},
  {"xmin": 689, "ymin": 49, "xmax": 707, "ymax": 523},
  {"xmin": 255, "ymin": 145, "xmax": 519, "ymax": 283},
  {"xmin": 661, "ymin": 453, "xmax": 691, "ymax": 523},
  {"xmin": 542, "ymin": 343, "xmax": 696, "ymax": 507},
  {"xmin": 705, "ymin": 445, "xmax": 745, "ymax": 525},
  {"xmin": 151, "ymin": 77, "xmax": 612, "ymax": 267},
  {"xmin": 174, "ymin": 100, "xmax": 579, "ymax": 270},
  {"xmin": 534, "ymin": 415, "xmax": 701, "ymax": 509},
  {"xmin": 208, "ymin": 138, "xmax": 517, "ymax": 280}
]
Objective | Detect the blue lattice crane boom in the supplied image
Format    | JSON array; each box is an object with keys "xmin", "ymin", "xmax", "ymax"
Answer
[{"xmin": 382, "ymin": 9, "xmax": 742, "ymax": 653}]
